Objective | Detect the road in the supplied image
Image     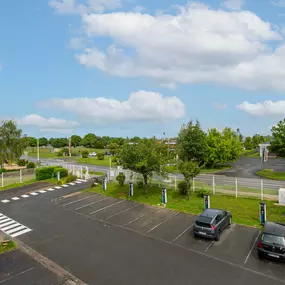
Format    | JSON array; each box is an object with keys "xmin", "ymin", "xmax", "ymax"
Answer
[{"xmin": 0, "ymin": 182, "xmax": 284, "ymax": 284}]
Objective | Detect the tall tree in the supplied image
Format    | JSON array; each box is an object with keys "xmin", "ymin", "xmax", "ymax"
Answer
[
  {"xmin": 39, "ymin": 137, "xmax": 48, "ymax": 147},
  {"xmin": 0, "ymin": 120, "xmax": 25, "ymax": 167},
  {"xmin": 251, "ymin": 134, "xmax": 266, "ymax": 149},
  {"xmin": 81, "ymin": 133, "xmax": 97, "ymax": 148},
  {"xmin": 118, "ymin": 139, "xmax": 168, "ymax": 193},
  {"xmin": 269, "ymin": 119, "xmax": 285, "ymax": 157},
  {"xmin": 244, "ymin": 136, "xmax": 252, "ymax": 150},
  {"xmin": 108, "ymin": 142, "xmax": 120, "ymax": 155},
  {"xmin": 177, "ymin": 120, "xmax": 208, "ymax": 166},
  {"xmin": 28, "ymin": 137, "xmax": 37, "ymax": 152},
  {"xmin": 70, "ymin": 135, "xmax": 82, "ymax": 148},
  {"xmin": 178, "ymin": 161, "xmax": 200, "ymax": 200}
]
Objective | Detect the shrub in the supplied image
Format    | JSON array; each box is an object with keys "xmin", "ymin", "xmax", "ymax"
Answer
[
  {"xmin": 178, "ymin": 181, "xmax": 188, "ymax": 195},
  {"xmin": 36, "ymin": 166, "xmax": 57, "ymax": 180},
  {"xmin": 57, "ymin": 150, "xmax": 63, "ymax": 157},
  {"xmin": 82, "ymin": 150, "xmax": 89, "ymax": 158},
  {"xmin": 116, "ymin": 172, "xmax": 126, "ymax": 186},
  {"xmin": 62, "ymin": 147, "xmax": 69, "ymax": 155},
  {"xmin": 71, "ymin": 151, "xmax": 78, "ymax": 157},
  {"xmin": 26, "ymin": 162, "xmax": 36, "ymax": 169},
  {"xmin": 136, "ymin": 179, "xmax": 144, "ymax": 188},
  {"xmin": 54, "ymin": 167, "xmax": 68, "ymax": 178},
  {"xmin": 112, "ymin": 156, "xmax": 118, "ymax": 163},
  {"xmin": 57, "ymin": 179, "xmax": 63, "ymax": 186},
  {"xmin": 97, "ymin": 152, "xmax": 105, "ymax": 160},
  {"xmin": 17, "ymin": 159, "xmax": 27, "ymax": 166},
  {"xmin": 65, "ymin": 174, "xmax": 77, "ymax": 183},
  {"xmin": 196, "ymin": 187, "xmax": 211, "ymax": 198}
]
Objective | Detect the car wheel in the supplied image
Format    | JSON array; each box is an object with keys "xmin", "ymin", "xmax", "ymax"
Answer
[
  {"xmin": 215, "ymin": 230, "xmax": 220, "ymax": 241},
  {"xmin": 228, "ymin": 217, "xmax": 232, "ymax": 226}
]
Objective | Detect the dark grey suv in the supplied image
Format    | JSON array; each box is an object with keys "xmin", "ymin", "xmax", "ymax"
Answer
[
  {"xmin": 257, "ymin": 222, "xmax": 285, "ymax": 261},
  {"xmin": 193, "ymin": 209, "xmax": 232, "ymax": 241}
]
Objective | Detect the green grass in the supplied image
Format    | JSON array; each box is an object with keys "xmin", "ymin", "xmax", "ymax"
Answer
[
  {"xmin": 165, "ymin": 165, "xmax": 231, "ymax": 174},
  {"xmin": 0, "ymin": 241, "xmax": 17, "ymax": 254},
  {"xmin": 256, "ymin": 169, "xmax": 285, "ymax": 181},
  {"xmin": 75, "ymin": 157, "xmax": 114, "ymax": 167},
  {"xmin": 85, "ymin": 182, "xmax": 285, "ymax": 228},
  {"xmin": 0, "ymin": 178, "xmax": 57, "ymax": 191}
]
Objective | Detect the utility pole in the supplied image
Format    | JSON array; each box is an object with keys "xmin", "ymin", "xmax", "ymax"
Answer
[
  {"xmin": 69, "ymin": 137, "xmax": 71, "ymax": 157},
  {"xmin": 37, "ymin": 138, "xmax": 40, "ymax": 165}
]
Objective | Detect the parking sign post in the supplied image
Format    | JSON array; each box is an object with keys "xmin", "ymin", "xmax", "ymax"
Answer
[
  {"xmin": 129, "ymin": 182, "xmax": 134, "ymax": 197},
  {"xmin": 57, "ymin": 171, "xmax": 60, "ymax": 182},
  {"xmin": 103, "ymin": 179, "xmax": 107, "ymax": 191},
  {"xmin": 162, "ymin": 188, "xmax": 167, "ymax": 204},
  {"xmin": 204, "ymin": 195, "xmax": 210, "ymax": 209},
  {"xmin": 259, "ymin": 202, "xmax": 266, "ymax": 225}
]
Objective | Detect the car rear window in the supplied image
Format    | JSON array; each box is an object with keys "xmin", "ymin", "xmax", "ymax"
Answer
[
  {"xmin": 196, "ymin": 221, "xmax": 211, "ymax": 228},
  {"xmin": 262, "ymin": 234, "xmax": 285, "ymax": 246}
]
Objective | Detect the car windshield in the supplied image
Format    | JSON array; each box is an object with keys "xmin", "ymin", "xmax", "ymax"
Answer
[{"xmin": 262, "ymin": 234, "xmax": 285, "ymax": 246}]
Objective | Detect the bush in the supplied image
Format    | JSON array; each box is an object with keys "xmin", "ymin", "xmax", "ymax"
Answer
[
  {"xmin": 26, "ymin": 162, "xmax": 36, "ymax": 169},
  {"xmin": 116, "ymin": 172, "xmax": 126, "ymax": 186},
  {"xmin": 65, "ymin": 174, "xmax": 77, "ymax": 183},
  {"xmin": 62, "ymin": 147, "xmax": 69, "ymax": 155},
  {"xmin": 196, "ymin": 187, "xmax": 211, "ymax": 198},
  {"xmin": 57, "ymin": 150, "xmax": 63, "ymax": 157},
  {"xmin": 112, "ymin": 156, "xmax": 118, "ymax": 163},
  {"xmin": 71, "ymin": 151, "xmax": 78, "ymax": 157},
  {"xmin": 97, "ymin": 152, "xmax": 105, "ymax": 160},
  {"xmin": 54, "ymin": 167, "xmax": 68, "ymax": 179},
  {"xmin": 178, "ymin": 181, "xmax": 188, "ymax": 195},
  {"xmin": 36, "ymin": 166, "xmax": 57, "ymax": 180},
  {"xmin": 57, "ymin": 179, "xmax": 63, "ymax": 186},
  {"xmin": 17, "ymin": 159, "xmax": 28, "ymax": 166},
  {"xmin": 136, "ymin": 179, "xmax": 144, "ymax": 188},
  {"xmin": 82, "ymin": 150, "xmax": 89, "ymax": 158}
]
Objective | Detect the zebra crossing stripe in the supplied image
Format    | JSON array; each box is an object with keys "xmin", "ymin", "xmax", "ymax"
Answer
[
  {"xmin": 62, "ymin": 184, "xmax": 69, "ymax": 187},
  {"xmin": 6, "ymin": 225, "xmax": 26, "ymax": 234},
  {"xmin": 38, "ymin": 190, "xmax": 46, "ymax": 193},
  {"xmin": 0, "ymin": 218, "xmax": 11, "ymax": 224},
  {"xmin": 55, "ymin": 186, "xmax": 62, "ymax": 189},
  {"xmin": 1, "ymin": 200, "xmax": 10, "ymax": 203},
  {"xmin": 1, "ymin": 222, "xmax": 20, "ymax": 230},
  {"xmin": 75, "ymin": 181, "xmax": 82, "ymax": 184},
  {"xmin": 21, "ymin": 195, "xmax": 29, "ymax": 198},
  {"xmin": 47, "ymin": 188, "xmax": 55, "ymax": 191},
  {"xmin": 30, "ymin": 192, "xmax": 38, "ymax": 196},
  {"xmin": 11, "ymin": 228, "xmax": 32, "ymax": 238},
  {"xmin": 69, "ymin": 183, "xmax": 76, "ymax": 185},
  {"xmin": 11, "ymin": 197, "xmax": 20, "ymax": 200},
  {"xmin": 0, "ymin": 216, "xmax": 7, "ymax": 220}
]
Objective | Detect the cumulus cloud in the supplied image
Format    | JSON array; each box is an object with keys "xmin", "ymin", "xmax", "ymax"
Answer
[
  {"xmin": 222, "ymin": 0, "xmax": 244, "ymax": 10},
  {"xmin": 17, "ymin": 114, "xmax": 79, "ymax": 133},
  {"xmin": 49, "ymin": 0, "xmax": 121, "ymax": 14},
  {"xmin": 236, "ymin": 100, "xmax": 285, "ymax": 116},
  {"xmin": 72, "ymin": 3, "xmax": 285, "ymax": 91},
  {"xmin": 40, "ymin": 91, "xmax": 185, "ymax": 124}
]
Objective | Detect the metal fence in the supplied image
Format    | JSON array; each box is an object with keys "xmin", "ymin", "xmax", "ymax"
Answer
[{"xmin": 0, "ymin": 169, "xmax": 36, "ymax": 187}]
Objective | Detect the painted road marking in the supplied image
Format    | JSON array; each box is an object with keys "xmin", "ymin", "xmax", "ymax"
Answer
[
  {"xmin": 38, "ymin": 190, "xmax": 47, "ymax": 193},
  {"xmin": 47, "ymin": 188, "xmax": 55, "ymax": 191},
  {"xmin": 62, "ymin": 195, "xmax": 96, "ymax": 207},
  {"xmin": 55, "ymin": 186, "xmax": 62, "ymax": 189},
  {"xmin": 21, "ymin": 195, "xmax": 29, "ymax": 198},
  {"xmin": 30, "ymin": 192, "xmax": 39, "ymax": 196},
  {"xmin": 205, "ymin": 241, "xmax": 214, "ymax": 252},
  {"xmin": 0, "ymin": 213, "xmax": 32, "ymax": 238},
  {"xmin": 62, "ymin": 184, "xmax": 69, "ymax": 187},
  {"xmin": 11, "ymin": 197, "xmax": 20, "ymax": 200},
  {"xmin": 244, "ymin": 230, "xmax": 260, "ymax": 264},
  {"xmin": 105, "ymin": 204, "xmax": 141, "ymax": 220},
  {"xmin": 75, "ymin": 181, "xmax": 82, "ymax": 184},
  {"xmin": 0, "ymin": 216, "xmax": 8, "ymax": 220},
  {"xmin": 75, "ymin": 197, "xmax": 110, "ymax": 211},
  {"xmin": 89, "ymin": 200, "xmax": 125, "ymax": 215},
  {"xmin": 172, "ymin": 224, "xmax": 194, "ymax": 242},
  {"xmin": 69, "ymin": 183, "xmax": 76, "ymax": 185},
  {"xmin": 1, "ymin": 200, "xmax": 10, "ymax": 203},
  {"xmin": 147, "ymin": 212, "xmax": 179, "ymax": 233}
]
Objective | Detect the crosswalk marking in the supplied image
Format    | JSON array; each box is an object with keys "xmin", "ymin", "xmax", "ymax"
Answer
[
  {"xmin": 1, "ymin": 200, "xmax": 10, "ymax": 203},
  {"xmin": 55, "ymin": 186, "xmax": 62, "ymax": 189},
  {"xmin": 69, "ymin": 183, "xmax": 76, "ymax": 185},
  {"xmin": 75, "ymin": 181, "xmax": 82, "ymax": 184},
  {"xmin": 0, "ymin": 213, "xmax": 32, "ymax": 238},
  {"xmin": 38, "ymin": 190, "xmax": 46, "ymax": 193},
  {"xmin": 30, "ymin": 192, "xmax": 38, "ymax": 196},
  {"xmin": 0, "ymin": 216, "xmax": 7, "ymax": 220},
  {"xmin": 21, "ymin": 195, "xmax": 29, "ymax": 198},
  {"xmin": 47, "ymin": 188, "xmax": 55, "ymax": 191},
  {"xmin": 62, "ymin": 185, "xmax": 69, "ymax": 187},
  {"xmin": 11, "ymin": 197, "xmax": 20, "ymax": 200}
]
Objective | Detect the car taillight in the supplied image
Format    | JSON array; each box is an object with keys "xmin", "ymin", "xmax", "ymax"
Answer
[
  {"xmin": 257, "ymin": 241, "xmax": 263, "ymax": 248},
  {"xmin": 211, "ymin": 224, "xmax": 216, "ymax": 230}
]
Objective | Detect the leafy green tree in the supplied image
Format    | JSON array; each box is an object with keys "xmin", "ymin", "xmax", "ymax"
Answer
[
  {"xmin": 28, "ymin": 137, "xmax": 37, "ymax": 152},
  {"xmin": 49, "ymin": 138, "xmax": 68, "ymax": 148},
  {"xmin": 39, "ymin": 137, "xmax": 48, "ymax": 147},
  {"xmin": 236, "ymin": 128, "xmax": 243, "ymax": 142},
  {"xmin": 70, "ymin": 135, "xmax": 82, "ymax": 148},
  {"xmin": 243, "ymin": 137, "xmax": 252, "ymax": 150},
  {"xmin": 81, "ymin": 133, "xmax": 97, "ymax": 148},
  {"xmin": 0, "ymin": 120, "xmax": 25, "ymax": 168},
  {"xmin": 108, "ymin": 143, "xmax": 120, "ymax": 155},
  {"xmin": 251, "ymin": 134, "xmax": 266, "ymax": 149},
  {"xmin": 177, "ymin": 120, "xmax": 208, "ymax": 166},
  {"xmin": 118, "ymin": 139, "xmax": 167, "ymax": 193},
  {"xmin": 269, "ymin": 119, "xmax": 285, "ymax": 157},
  {"xmin": 178, "ymin": 161, "xmax": 200, "ymax": 200}
]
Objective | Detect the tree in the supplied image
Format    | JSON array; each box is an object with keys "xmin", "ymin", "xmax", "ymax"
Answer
[
  {"xmin": 251, "ymin": 134, "xmax": 266, "ymax": 149},
  {"xmin": 70, "ymin": 135, "xmax": 82, "ymax": 148},
  {"xmin": 49, "ymin": 138, "xmax": 68, "ymax": 148},
  {"xmin": 177, "ymin": 120, "xmax": 208, "ymax": 166},
  {"xmin": 39, "ymin": 137, "xmax": 48, "ymax": 147},
  {"xmin": 81, "ymin": 133, "xmax": 97, "ymax": 148},
  {"xmin": 236, "ymin": 128, "xmax": 243, "ymax": 143},
  {"xmin": 108, "ymin": 143, "xmax": 120, "ymax": 155},
  {"xmin": 206, "ymin": 128, "xmax": 243, "ymax": 168},
  {"xmin": 244, "ymin": 137, "xmax": 252, "ymax": 150},
  {"xmin": 178, "ymin": 161, "xmax": 200, "ymax": 200},
  {"xmin": 270, "ymin": 119, "xmax": 285, "ymax": 157},
  {"xmin": 0, "ymin": 120, "xmax": 25, "ymax": 168},
  {"xmin": 118, "ymin": 139, "xmax": 168, "ymax": 193},
  {"xmin": 28, "ymin": 137, "xmax": 37, "ymax": 152}
]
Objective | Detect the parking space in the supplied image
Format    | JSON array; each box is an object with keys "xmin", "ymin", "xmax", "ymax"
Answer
[{"xmin": 76, "ymin": 197, "xmax": 117, "ymax": 215}]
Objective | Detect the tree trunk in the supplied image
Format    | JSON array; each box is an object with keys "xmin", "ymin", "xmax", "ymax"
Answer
[
  {"xmin": 143, "ymin": 174, "xmax": 148, "ymax": 194},
  {"xmin": 186, "ymin": 179, "xmax": 190, "ymax": 200}
]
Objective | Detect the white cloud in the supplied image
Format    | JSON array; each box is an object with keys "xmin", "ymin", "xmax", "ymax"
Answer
[
  {"xmin": 213, "ymin": 102, "xmax": 227, "ymax": 109},
  {"xmin": 40, "ymin": 91, "xmax": 185, "ymax": 124},
  {"xmin": 159, "ymin": 82, "xmax": 176, "ymax": 90},
  {"xmin": 49, "ymin": 0, "xmax": 121, "ymax": 14},
  {"xmin": 236, "ymin": 100, "xmax": 285, "ymax": 116},
  {"xmin": 17, "ymin": 114, "xmax": 79, "ymax": 133},
  {"xmin": 222, "ymin": 0, "xmax": 244, "ymax": 10},
  {"xmin": 69, "ymin": 37, "xmax": 86, "ymax": 49},
  {"xmin": 73, "ymin": 3, "xmax": 285, "ymax": 91}
]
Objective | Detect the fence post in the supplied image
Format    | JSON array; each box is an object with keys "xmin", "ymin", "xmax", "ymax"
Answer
[
  {"xmin": 212, "ymin": 175, "xmax": 215, "ymax": 194},
  {"xmin": 193, "ymin": 177, "xmax": 195, "ymax": 192},
  {"xmin": 80, "ymin": 166, "xmax": 83, "ymax": 179},
  {"xmin": 174, "ymin": 175, "xmax": 177, "ymax": 190},
  {"xmin": 235, "ymin": 178, "xmax": 238, "ymax": 198},
  {"xmin": 20, "ymin": 169, "xmax": 23, "ymax": 183},
  {"xmin": 261, "ymin": 180, "xmax": 264, "ymax": 200},
  {"xmin": 1, "ymin": 172, "xmax": 3, "ymax": 187},
  {"xmin": 73, "ymin": 165, "xmax": 75, "ymax": 175}
]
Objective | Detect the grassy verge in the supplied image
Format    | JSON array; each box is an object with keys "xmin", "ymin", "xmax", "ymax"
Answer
[
  {"xmin": 0, "ymin": 241, "xmax": 17, "ymax": 254},
  {"xmin": 85, "ymin": 182, "xmax": 285, "ymax": 227},
  {"xmin": 256, "ymin": 169, "xmax": 285, "ymax": 181},
  {"xmin": 0, "ymin": 178, "xmax": 57, "ymax": 191},
  {"xmin": 165, "ymin": 165, "xmax": 231, "ymax": 174},
  {"xmin": 75, "ymin": 157, "xmax": 114, "ymax": 167}
]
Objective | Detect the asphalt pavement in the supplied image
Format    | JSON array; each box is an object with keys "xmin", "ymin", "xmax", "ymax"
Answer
[{"xmin": 1, "ymin": 184, "xmax": 284, "ymax": 285}]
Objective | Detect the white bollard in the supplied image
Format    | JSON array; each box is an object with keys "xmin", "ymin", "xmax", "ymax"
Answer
[
  {"xmin": 212, "ymin": 175, "xmax": 215, "ymax": 194},
  {"xmin": 20, "ymin": 169, "xmax": 23, "ymax": 183},
  {"xmin": 174, "ymin": 176, "xmax": 177, "ymax": 190},
  {"xmin": 235, "ymin": 178, "xmax": 238, "ymax": 198}
]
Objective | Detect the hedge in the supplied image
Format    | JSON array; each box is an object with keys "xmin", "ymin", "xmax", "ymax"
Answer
[{"xmin": 36, "ymin": 166, "xmax": 68, "ymax": 181}]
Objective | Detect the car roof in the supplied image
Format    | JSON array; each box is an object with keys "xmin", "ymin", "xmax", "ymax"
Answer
[
  {"xmin": 200, "ymin": 208, "xmax": 222, "ymax": 218},
  {"xmin": 263, "ymin": 222, "xmax": 285, "ymax": 237}
]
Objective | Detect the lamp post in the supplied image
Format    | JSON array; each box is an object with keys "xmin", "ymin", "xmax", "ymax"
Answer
[{"xmin": 37, "ymin": 138, "xmax": 40, "ymax": 165}]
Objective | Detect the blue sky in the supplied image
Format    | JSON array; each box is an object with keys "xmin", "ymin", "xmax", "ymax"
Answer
[{"xmin": 1, "ymin": 0, "xmax": 285, "ymax": 138}]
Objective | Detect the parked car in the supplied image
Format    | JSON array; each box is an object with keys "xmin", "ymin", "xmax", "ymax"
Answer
[
  {"xmin": 89, "ymin": 152, "xmax": 97, "ymax": 157},
  {"xmin": 257, "ymin": 222, "xmax": 285, "ymax": 261},
  {"xmin": 193, "ymin": 208, "xmax": 232, "ymax": 241}
]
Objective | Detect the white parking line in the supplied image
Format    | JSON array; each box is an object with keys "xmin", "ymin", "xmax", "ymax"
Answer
[
  {"xmin": 1, "ymin": 200, "xmax": 10, "ymax": 203},
  {"xmin": 244, "ymin": 230, "xmax": 260, "ymax": 264},
  {"xmin": 172, "ymin": 224, "xmax": 194, "ymax": 242},
  {"xmin": 11, "ymin": 197, "xmax": 20, "ymax": 200},
  {"xmin": 205, "ymin": 241, "xmax": 214, "ymax": 252},
  {"xmin": 147, "ymin": 212, "xmax": 179, "ymax": 233},
  {"xmin": 124, "ymin": 212, "xmax": 150, "ymax": 226},
  {"xmin": 105, "ymin": 204, "xmax": 141, "ymax": 220},
  {"xmin": 75, "ymin": 197, "xmax": 110, "ymax": 211},
  {"xmin": 62, "ymin": 195, "xmax": 97, "ymax": 207},
  {"xmin": 89, "ymin": 200, "xmax": 125, "ymax": 215},
  {"xmin": 21, "ymin": 195, "xmax": 29, "ymax": 198}
]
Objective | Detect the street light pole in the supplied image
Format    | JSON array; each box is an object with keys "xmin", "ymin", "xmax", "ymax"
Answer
[{"xmin": 37, "ymin": 138, "xmax": 40, "ymax": 165}]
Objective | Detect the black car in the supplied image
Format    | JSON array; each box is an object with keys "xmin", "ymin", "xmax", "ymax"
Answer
[
  {"xmin": 257, "ymin": 222, "xmax": 285, "ymax": 261},
  {"xmin": 193, "ymin": 208, "xmax": 232, "ymax": 241}
]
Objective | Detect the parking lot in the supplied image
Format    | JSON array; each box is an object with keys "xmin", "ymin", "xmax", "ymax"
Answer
[{"xmin": 54, "ymin": 192, "xmax": 285, "ymax": 282}]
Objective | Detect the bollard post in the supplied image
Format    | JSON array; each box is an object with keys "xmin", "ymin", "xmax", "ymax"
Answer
[
  {"xmin": 129, "ymin": 182, "xmax": 134, "ymax": 197},
  {"xmin": 20, "ymin": 169, "xmax": 23, "ymax": 183},
  {"xmin": 57, "ymin": 171, "xmax": 60, "ymax": 181},
  {"xmin": 261, "ymin": 180, "xmax": 264, "ymax": 200},
  {"xmin": 235, "ymin": 178, "xmax": 238, "ymax": 198},
  {"xmin": 212, "ymin": 175, "xmax": 215, "ymax": 194},
  {"xmin": 162, "ymin": 188, "xmax": 167, "ymax": 204},
  {"xmin": 259, "ymin": 202, "xmax": 266, "ymax": 225},
  {"xmin": 204, "ymin": 195, "xmax": 210, "ymax": 209},
  {"xmin": 102, "ymin": 179, "xmax": 107, "ymax": 191}
]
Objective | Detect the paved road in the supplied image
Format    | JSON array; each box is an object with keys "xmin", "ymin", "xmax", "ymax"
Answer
[{"xmin": 1, "ymin": 184, "xmax": 284, "ymax": 285}]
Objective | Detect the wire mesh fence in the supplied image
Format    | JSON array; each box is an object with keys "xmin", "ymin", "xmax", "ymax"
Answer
[{"xmin": 0, "ymin": 169, "xmax": 36, "ymax": 187}]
